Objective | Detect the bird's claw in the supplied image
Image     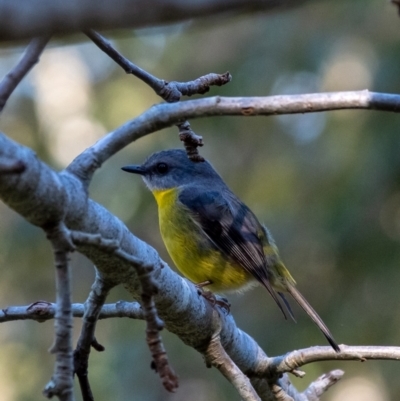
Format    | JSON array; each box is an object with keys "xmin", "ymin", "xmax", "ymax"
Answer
[{"xmin": 196, "ymin": 285, "xmax": 231, "ymax": 314}]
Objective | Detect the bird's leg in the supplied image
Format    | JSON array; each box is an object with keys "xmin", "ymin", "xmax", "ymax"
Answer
[
  {"xmin": 195, "ymin": 281, "xmax": 231, "ymax": 314},
  {"xmin": 196, "ymin": 280, "xmax": 213, "ymax": 289},
  {"xmin": 195, "ymin": 280, "xmax": 215, "ymax": 303}
]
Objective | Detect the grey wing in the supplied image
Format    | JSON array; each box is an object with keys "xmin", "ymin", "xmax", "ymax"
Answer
[{"xmin": 178, "ymin": 186, "xmax": 287, "ymax": 318}]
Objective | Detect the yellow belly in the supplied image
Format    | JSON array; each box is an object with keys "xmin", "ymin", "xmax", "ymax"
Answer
[{"xmin": 152, "ymin": 188, "xmax": 253, "ymax": 293}]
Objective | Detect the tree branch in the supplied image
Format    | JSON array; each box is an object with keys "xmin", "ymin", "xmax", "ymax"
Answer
[
  {"xmin": 259, "ymin": 345, "xmax": 400, "ymax": 378},
  {"xmin": 84, "ymin": 29, "xmax": 166, "ymax": 94},
  {"xmin": 0, "ymin": 0, "xmax": 308, "ymax": 42},
  {"xmin": 0, "ymin": 301, "xmax": 143, "ymax": 323},
  {"xmin": 2, "ymin": 83, "xmax": 400, "ymax": 397},
  {"xmin": 302, "ymin": 370, "xmax": 344, "ymax": 401},
  {"xmin": 204, "ymin": 313, "xmax": 261, "ymax": 401},
  {"xmin": 2, "ymin": 84, "xmax": 400, "ymax": 397},
  {"xmin": 85, "ymin": 29, "xmax": 231, "ymax": 102},
  {"xmin": 71, "ymin": 231, "xmax": 178, "ymax": 393},
  {"xmin": 0, "ymin": 36, "xmax": 50, "ymax": 112},
  {"xmin": 0, "ymin": 131, "xmax": 319, "ymax": 401},
  {"xmin": 73, "ymin": 273, "xmax": 115, "ymax": 401},
  {"xmin": 0, "ymin": 3, "xmax": 398, "ymax": 399},
  {"xmin": 178, "ymin": 121, "xmax": 204, "ymax": 162},
  {"xmin": 67, "ymin": 90, "xmax": 400, "ymax": 180},
  {"xmin": 43, "ymin": 224, "xmax": 75, "ymax": 401},
  {"xmin": 84, "ymin": 30, "xmax": 227, "ymax": 161},
  {"xmin": 0, "ymin": 157, "xmax": 26, "ymax": 174}
]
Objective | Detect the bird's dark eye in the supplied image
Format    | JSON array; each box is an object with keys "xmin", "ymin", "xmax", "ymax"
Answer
[{"xmin": 156, "ymin": 162, "xmax": 168, "ymax": 174}]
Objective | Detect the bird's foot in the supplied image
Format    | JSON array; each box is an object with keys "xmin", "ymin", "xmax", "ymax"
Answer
[{"xmin": 195, "ymin": 281, "xmax": 231, "ymax": 314}]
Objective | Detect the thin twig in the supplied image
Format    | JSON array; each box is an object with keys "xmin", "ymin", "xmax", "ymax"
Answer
[
  {"xmin": 84, "ymin": 30, "xmax": 230, "ymax": 161},
  {"xmin": 302, "ymin": 370, "xmax": 344, "ymax": 400},
  {"xmin": 43, "ymin": 223, "xmax": 75, "ymax": 401},
  {"xmin": 178, "ymin": 121, "xmax": 204, "ymax": 162},
  {"xmin": 84, "ymin": 29, "xmax": 164, "ymax": 94},
  {"xmin": 165, "ymin": 72, "xmax": 231, "ymax": 98},
  {"xmin": 84, "ymin": 29, "xmax": 231, "ymax": 102},
  {"xmin": 0, "ymin": 301, "xmax": 143, "ymax": 322},
  {"xmin": 73, "ymin": 274, "xmax": 115, "ymax": 401},
  {"xmin": 257, "ymin": 345, "xmax": 400, "ymax": 379},
  {"xmin": 136, "ymin": 261, "xmax": 178, "ymax": 392},
  {"xmin": 269, "ymin": 383, "xmax": 294, "ymax": 401},
  {"xmin": 70, "ymin": 231, "xmax": 178, "ymax": 393},
  {"xmin": 0, "ymin": 36, "xmax": 50, "ymax": 112}
]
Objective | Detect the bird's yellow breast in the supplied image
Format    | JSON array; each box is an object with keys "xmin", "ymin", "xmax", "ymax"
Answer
[{"xmin": 152, "ymin": 188, "xmax": 253, "ymax": 293}]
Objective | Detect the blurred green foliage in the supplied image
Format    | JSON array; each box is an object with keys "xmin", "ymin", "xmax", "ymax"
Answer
[{"xmin": 0, "ymin": 1, "xmax": 400, "ymax": 400}]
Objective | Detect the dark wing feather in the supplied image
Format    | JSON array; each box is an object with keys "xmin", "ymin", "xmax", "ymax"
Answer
[{"xmin": 179, "ymin": 186, "xmax": 287, "ymax": 318}]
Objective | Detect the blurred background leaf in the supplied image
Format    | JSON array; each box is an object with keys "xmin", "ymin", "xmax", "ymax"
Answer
[{"xmin": 0, "ymin": 1, "xmax": 400, "ymax": 400}]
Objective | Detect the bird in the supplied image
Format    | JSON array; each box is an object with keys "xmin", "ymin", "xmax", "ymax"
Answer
[{"xmin": 122, "ymin": 148, "xmax": 340, "ymax": 352}]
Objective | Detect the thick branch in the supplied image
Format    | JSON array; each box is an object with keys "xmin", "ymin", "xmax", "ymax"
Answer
[
  {"xmin": 0, "ymin": 0, "xmax": 308, "ymax": 42},
  {"xmin": 0, "ymin": 132, "xmax": 312, "ymax": 401},
  {"xmin": 0, "ymin": 157, "xmax": 26, "ymax": 173},
  {"xmin": 67, "ymin": 91, "xmax": 400, "ymax": 179},
  {"xmin": 2, "ymin": 85, "xmax": 400, "ymax": 397},
  {"xmin": 0, "ymin": 36, "xmax": 50, "ymax": 112}
]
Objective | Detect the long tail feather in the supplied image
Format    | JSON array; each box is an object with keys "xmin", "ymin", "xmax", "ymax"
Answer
[
  {"xmin": 260, "ymin": 278, "xmax": 288, "ymax": 320},
  {"xmin": 286, "ymin": 285, "xmax": 340, "ymax": 353},
  {"xmin": 278, "ymin": 292, "xmax": 296, "ymax": 322}
]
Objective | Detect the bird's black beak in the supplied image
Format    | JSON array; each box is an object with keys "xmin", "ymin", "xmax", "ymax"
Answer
[{"xmin": 121, "ymin": 165, "xmax": 146, "ymax": 175}]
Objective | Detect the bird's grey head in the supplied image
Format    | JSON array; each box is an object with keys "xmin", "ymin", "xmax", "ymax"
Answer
[{"xmin": 122, "ymin": 149, "xmax": 223, "ymax": 191}]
